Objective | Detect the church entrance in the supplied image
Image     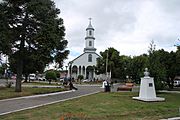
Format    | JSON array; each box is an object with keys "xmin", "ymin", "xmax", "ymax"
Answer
[
  {"xmin": 86, "ymin": 66, "xmax": 94, "ymax": 80},
  {"xmin": 72, "ymin": 65, "xmax": 78, "ymax": 80}
]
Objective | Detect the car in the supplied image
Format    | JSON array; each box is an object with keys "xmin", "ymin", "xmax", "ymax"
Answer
[
  {"xmin": 29, "ymin": 74, "xmax": 36, "ymax": 81},
  {"xmin": 59, "ymin": 77, "xmax": 64, "ymax": 82},
  {"xmin": 37, "ymin": 74, "xmax": 46, "ymax": 81},
  {"xmin": 82, "ymin": 79, "xmax": 91, "ymax": 83},
  {"xmin": 174, "ymin": 79, "xmax": 180, "ymax": 87},
  {"xmin": 38, "ymin": 76, "xmax": 46, "ymax": 81},
  {"xmin": 11, "ymin": 75, "xmax": 16, "ymax": 80}
]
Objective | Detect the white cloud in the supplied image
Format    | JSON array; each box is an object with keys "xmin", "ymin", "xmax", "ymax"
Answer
[{"xmin": 54, "ymin": 0, "xmax": 180, "ymax": 66}]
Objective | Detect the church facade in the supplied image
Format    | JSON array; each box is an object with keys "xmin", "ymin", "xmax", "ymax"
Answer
[{"xmin": 68, "ymin": 20, "xmax": 100, "ymax": 80}]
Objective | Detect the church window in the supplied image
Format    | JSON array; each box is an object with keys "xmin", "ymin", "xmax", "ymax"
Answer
[
  {"xmin": 89, "ymin": 41, "xmax": 92, "ymax": 46},
  {"xmin": 88, "ymin": 54, "xmax": 92, "ymax": 62},
  {"xmin": 89, "ymin": 30, "xmax": 92, "ymax": 36}
]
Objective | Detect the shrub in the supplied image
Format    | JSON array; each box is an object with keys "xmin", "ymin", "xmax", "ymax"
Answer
[
  {"xmin": 78, "ymin": 75, "xmax": 84, "ymax": 80},
  {"xmin": 77, "ymin": 75, "xmax": 84, "ymax": 84},
  {"xmin": 45, "ymin": 71, "xmax": 57, "ymax": 81}
]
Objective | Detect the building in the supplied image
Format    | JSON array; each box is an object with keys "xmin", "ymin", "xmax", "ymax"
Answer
[{"xmin": 68, "ymin": 19, "xmax": 100, "ymax": 80}]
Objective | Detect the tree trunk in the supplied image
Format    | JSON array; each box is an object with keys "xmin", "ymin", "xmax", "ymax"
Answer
[
  {"xmin": 15, "ymin": 37, "xmax": 25, "ymax": 92},
  {"xmin": 15, "ymin": 58, "xmax": 23, "ymax": 92},
  {"xmin": 24, "ymin": 74, "xmax": 28, "ymax": 83},
  {"xmin": 170, "ymin": 78, "xmax": 174, "ymax": 89}
]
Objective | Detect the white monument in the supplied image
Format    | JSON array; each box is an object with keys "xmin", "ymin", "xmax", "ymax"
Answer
[{"xmin": 133, "ymin": 68, "xmax": 165, "ymax": 102}]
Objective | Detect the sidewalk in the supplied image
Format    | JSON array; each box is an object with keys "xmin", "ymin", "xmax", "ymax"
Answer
[
  {"xmin": 160, "ymin": 117, "xmax": 180, "ymax": 120},
  {"xmin": 0, "ymin": 85, "xmax": 101, "ymax": 116},
  {"xmin": 159, "ymin": 90, "xmax": 180, "ymax": 94},
  {"xmin": 22, "ymin": 84, "xmax": 62, "ymax": 88}
]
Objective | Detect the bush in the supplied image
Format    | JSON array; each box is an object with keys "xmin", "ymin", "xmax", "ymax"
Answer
[
  {"xmin": 78, "ymin": 75, "xmax": 84, "ymax": 80},
  {"xmin": 45, "ymin": 71, "xmax": 57, "ymax": 81},
  {"xmin": 154, "ymin": 79, "xmax": 165, "ymax": 90},
  {"xmin": 78, "ymin": 75, "xmax": 84, "ymax": 84}
]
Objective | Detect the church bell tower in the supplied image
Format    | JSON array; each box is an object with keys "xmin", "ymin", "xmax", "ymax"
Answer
[{"xmin": 84, "ymin": 18, "xmax": 96, "ymax": 53}]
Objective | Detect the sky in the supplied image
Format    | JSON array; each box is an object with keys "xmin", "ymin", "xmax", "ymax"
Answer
[
  {"xmin": 0, "ymin": 0, "xmax": 180, "ymax": 69},
  {"xmin": 54, "ymin": 0, "xmax": 180, "ymax": 67}
]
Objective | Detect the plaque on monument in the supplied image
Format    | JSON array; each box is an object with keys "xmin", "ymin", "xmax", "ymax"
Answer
[{"xmin": 149, "ymin": 83, "xmax": 153, "ymax": 87}]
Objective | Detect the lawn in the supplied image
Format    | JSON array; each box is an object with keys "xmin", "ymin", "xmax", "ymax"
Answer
[
  {"xmin": 22, "ymin": 81, "xmax": 60, "ymax": 86},
  {"xmin": 0, "ymin": 87, "xmax": 66, "ymax": 100},
  {"xmin": 0, "ymin": 92, "xmax": 180, "ymax": 120}
]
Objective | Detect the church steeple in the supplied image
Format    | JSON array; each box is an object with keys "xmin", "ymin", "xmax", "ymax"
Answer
[
  {"xmin": 86, "ymin": 18, "xmax": 94, "ymax": 31},
  {"xmin": 84, "ymin": 18, "xmax": 96, "ymax": 53}
]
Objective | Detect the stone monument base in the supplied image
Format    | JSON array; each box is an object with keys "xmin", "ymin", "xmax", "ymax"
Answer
[{"xmin": 132, "ymin": 97, "xmax": 165, "ymax": 102}]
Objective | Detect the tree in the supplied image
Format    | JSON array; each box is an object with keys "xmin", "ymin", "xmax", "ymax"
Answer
[
  {"xmin": 176, "ymin": 46, "xmax": 180, "ymax": 75},
  {"xmin": 45, "ymin": 70, "xmax": 57, "ymax": 84},
  {"xmin": 118, "ymin": 55, "xmax": 131, "ymax": 80},
  {"xmin": 148, "ymin": 40, "xmax": 170, "ymax": 89},
  {"xmin": 0, "ymin": 0, "xmax": 69, "ymax": 92},
  {"xmin": 96, "ymin": 47, "xmax": 121, "ymax": 78},
  {"xmin": 129, "ymin": 54, "xmax": 148, "ymax": 83},
  {"xmin": 9, "ymin": 50, "xmax": 45, "ymax": 82},
  {"xmin": 0, "ymin": 63, "xmax": 6, "ymax": 77}
]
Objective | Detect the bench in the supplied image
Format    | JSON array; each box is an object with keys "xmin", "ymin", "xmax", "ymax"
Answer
[{"xmin": 117, "ymin": 83, "xmax": 134, "ymax": 91}]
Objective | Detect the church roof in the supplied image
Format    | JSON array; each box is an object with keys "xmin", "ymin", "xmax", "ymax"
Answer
[{"xmin": 69, "ymin": 52, "xmax": 100, "ymax": 64}]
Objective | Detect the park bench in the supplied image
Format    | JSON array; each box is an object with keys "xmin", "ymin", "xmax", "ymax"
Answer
[{"xmin": 117, "ymin": 83, "xmax": 134, "ymax": 91}]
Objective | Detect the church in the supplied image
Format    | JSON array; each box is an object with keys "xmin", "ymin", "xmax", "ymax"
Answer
[{"xmin": 68, "ymin": 19, "xmax": 100, "ymax": 80}]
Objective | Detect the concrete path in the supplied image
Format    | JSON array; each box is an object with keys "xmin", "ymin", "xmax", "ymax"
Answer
[{"xmin": 0, "ymin": 84, "xmax": 118, "ymax": 116}]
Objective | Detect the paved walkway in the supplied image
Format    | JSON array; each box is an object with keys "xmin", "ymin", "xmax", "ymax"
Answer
[
  {"xmin": 159, "ymin": 90, "xmax": 180, "ymax": 94},
  {"xmin": 0, "ymin": 84, "xmax": 119, "ymax": 116}
]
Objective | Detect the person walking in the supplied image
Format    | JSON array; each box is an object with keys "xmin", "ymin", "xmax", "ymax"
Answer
[{"xmin": 69, "ymin": 81, "xmax": 78, "ymax": 90}]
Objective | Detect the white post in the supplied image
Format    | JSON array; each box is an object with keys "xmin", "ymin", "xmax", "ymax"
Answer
[
  {"xmin": 77, "ymin": 67, "xmax": 79, "ymax": 79},
  {"xmin": 67, "ymin": 66, "xmax": 70, "ymax": 77},
  {"xmin": 85, "ymin": 67, "xmax": 86, "ymax": 79},
  {"xmin": 93, "ymin": 68, "xmax": 96, "ymax": 79},
  {"xmin": 71, "ymin": 66, "xmax": 73, "ymax": 79}
]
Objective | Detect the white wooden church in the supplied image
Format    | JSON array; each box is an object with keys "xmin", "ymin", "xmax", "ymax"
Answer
[{"xmin": 67, "ymin": 19, "xmax": 100, "ymax": 80}]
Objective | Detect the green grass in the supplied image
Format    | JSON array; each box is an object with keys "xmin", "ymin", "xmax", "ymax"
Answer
[
  {"xmin": 0, "ymin": 92, "xmax": 180, "ymax": 120},
  {"xmin": 22, "ymin": 81, "xmax": 60, "ymax": 86},
  {"xmin": 0, "ymin": 87, "xmax": 66, "ymax": 100}
]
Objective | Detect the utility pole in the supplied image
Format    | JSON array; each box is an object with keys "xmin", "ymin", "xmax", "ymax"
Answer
[{"xmin": 105, "ymin": 50, "xmax": 108, "ymax": 80}]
